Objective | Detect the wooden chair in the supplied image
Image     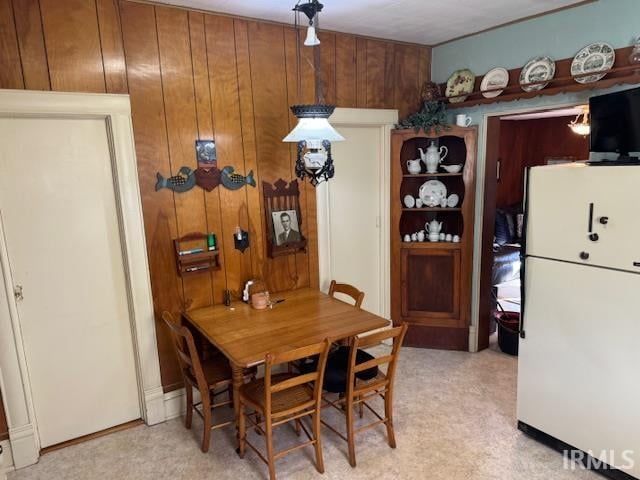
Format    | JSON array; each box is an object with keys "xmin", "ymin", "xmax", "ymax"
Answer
[
  {"xmin": 328, "ymin": 280, "xmax": 364, "ymax": 308},
  {"xmin": 162, "ymin": 311, "xmax": 235, "ymax": 453},
  {"xmin": 321, "ymin": 324, "xmax": 408, "ymax": 467},
  {"xmin": 238, "ymin": 340, "xmax": 332, "ymax": 480}
]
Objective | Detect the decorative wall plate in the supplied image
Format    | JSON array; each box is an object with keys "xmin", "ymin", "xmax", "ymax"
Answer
[
  {"xmin": 519, "ymin": 56, "xmax": 556, "ymax": 92},
  {"xmin": 480, "ymin": 67, "xmax": 509, "ymax": 98},
  {"xmin": 445, "ymin": 69, "xmax": 475, "ymax": 103},
  {"xmin": 419, "ymin": 180, "xmax": 447, "ymax": 207},
  {"xmin": 571, "ymin": 42, "xmax": 615, "ymax": 84}
]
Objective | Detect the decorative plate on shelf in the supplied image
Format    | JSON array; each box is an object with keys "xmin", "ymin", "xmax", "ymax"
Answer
[
  {"xmin": 445, "ymin": 69, "xmax": 475, "ymax": 103},
  {"xmin": 419, "ymin": 180, "xmax": 447, "ymax": 207},
  {"xmin": 519, "ymin": 56, "xmax": 555, "ymax": 92},
  {"xmin": 571, "ymin": 42, "xmax": 615, "ymax": 84},
  {"xmin": 480, "ymin": 67, "xmax": 509, "ymax": 98}
]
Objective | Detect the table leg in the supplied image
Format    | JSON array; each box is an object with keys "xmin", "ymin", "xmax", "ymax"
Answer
[{"xmin": 231, "ymin": 363, "xmax": 244, "ymax": 455}]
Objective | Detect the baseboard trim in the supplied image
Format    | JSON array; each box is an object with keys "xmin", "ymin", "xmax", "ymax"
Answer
[
  {"xmin": 7, "ymin": 424, "xmax": 37, "ymax": 469},
  {"xmin": 163, "ymin": 388, "xmax": 201, "ymax": 421},
  {"xmin": 1, "ymin": 439, "xmax": 14, "ymax": 478}
]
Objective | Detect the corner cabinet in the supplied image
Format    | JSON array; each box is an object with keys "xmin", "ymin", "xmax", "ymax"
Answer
[{"xmin": 390, "ymin": 127, "xmax": 477, "ymax": 350}]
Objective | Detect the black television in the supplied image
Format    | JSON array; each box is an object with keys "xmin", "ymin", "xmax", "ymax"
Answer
[{"xmin": 589, "ymin": 87, "xmax": 640, "ymax": 164}]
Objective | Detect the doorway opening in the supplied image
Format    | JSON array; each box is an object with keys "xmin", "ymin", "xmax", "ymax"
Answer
[{"xmin": 477, "ymin": 106, "xmax": 590, "ymax": 351}]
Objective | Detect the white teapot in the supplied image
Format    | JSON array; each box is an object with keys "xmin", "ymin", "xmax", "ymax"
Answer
[
  {"xmin": 419, "ymin": 141, "xmax": 448, "ymax": 173},
  {"xmin": 425, "ymin": 219, "xmax": 443, "ymax": 235},
  {"xmin": 406, "ymin": 158, "xmax": 422, "ymax": 175}
]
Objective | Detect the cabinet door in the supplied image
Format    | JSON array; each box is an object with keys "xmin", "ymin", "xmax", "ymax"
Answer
[{"xmin": 401, "ymin": 248, "xmax": 460, "ymax": 325}]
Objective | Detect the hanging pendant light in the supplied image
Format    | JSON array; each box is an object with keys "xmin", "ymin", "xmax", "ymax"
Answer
[
  {"xmin": 283, "ymin": 0, "xmax": 344, "ymax": 186},
  {"xmin": 568, "ymin": 105, "xmax": 590, "ymax": 136}
]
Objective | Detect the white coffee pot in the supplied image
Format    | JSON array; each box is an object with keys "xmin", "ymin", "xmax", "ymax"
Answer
[
  {"xmin": 425, "ymin": 219, "xmax": 443, "ymax": 235},
  {"xmin": 419, "ymin": 141, "xmax": 448, "ymax": 173}
]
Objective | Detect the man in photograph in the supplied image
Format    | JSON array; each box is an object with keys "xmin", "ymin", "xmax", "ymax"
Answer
[{"xmin": 278, "ymin": 212, "xmax": 301, "ymax": 244}]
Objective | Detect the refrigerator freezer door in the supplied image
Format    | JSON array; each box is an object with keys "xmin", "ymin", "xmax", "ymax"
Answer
[
  {"xmin": 518, "ymin": 257, "xmax": 640, "ymax": 477},
  {"xmin": 526, "ymin": 164, "xmax": 640, "ymax": 273}
]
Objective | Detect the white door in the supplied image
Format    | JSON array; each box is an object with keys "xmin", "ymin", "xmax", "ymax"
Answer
[
  {"xmin": 527, "ymin": 164, "xmax": 640, "ymax": 272},
  {"xmin": 0, "ymin": 116, "xmax": 141, "ymax": 448},
  {"xmin": 319, "ymin": 125, "xmax": 386, "ymax": 316},
  {"xmin": 518, "ymin": 257, "xmax": 640, "ymax": 477}
]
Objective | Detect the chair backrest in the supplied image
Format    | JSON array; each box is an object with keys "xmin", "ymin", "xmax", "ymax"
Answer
[
  {"xmin": 328, "ymin": 280, "xmax": 365, "ymax": 308},
  {"xmin": 346, "ymin": 324, "xmax": 408, "ymax": 396},
  {"xmin": 162, "ymin": 311, "xmax": 209, "ymax": 400},
  {"xmin": 264, "ymin": 340, "xmax": 332, "ymax": 418}
]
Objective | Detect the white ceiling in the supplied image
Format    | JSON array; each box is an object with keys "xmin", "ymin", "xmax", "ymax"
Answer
[{"xmin": 149, "ymin": 0, "xmax": 587, "ymax": 45}]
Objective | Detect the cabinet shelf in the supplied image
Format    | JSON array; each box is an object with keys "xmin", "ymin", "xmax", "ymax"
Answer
[
  {"xmin": 401, "ymin": 242, "xmax": 464, "ymax": 250},
  {"xmin": 402, "ymin": 208, "xmax": 461, "ymax": 212},
  {"xmin": 402, "ymin": 173, "xmax": 463, "ymax": 178}
]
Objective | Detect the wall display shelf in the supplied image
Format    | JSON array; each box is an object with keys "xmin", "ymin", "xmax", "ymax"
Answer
[
  {"xmin": 174, "ymin": 233, "xmax": 221, "ymax": 277},
  {"xmin": 391, "ymin": 126, "xmax": 477, "ymax": 350},
  {"xmin": 441, "ymin": 45, "xmax": 639, "ymax": 110}
]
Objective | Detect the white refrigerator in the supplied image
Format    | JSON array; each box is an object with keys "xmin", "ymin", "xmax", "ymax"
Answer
[{"xmin": 517, "ymin": 163, "xmax": 640, "ymax": 480}]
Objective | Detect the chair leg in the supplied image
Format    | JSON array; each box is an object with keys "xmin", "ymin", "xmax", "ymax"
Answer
[
  {"xmin": 201, "ymin": 398, "xmax": 212, "ymax": 453},
  {"xmin": 265, "ymin": 418, "xmax": 276, "ymax": 480},
  {"xmin": 345, "ymin": 398, "xmax": 356, "ymax": 468},
  {"xmin": 312, "ymin": 411, "xmax": 325, "ymax": 474},
  {"xmin": 238, "ymin": 401, "xmax": 246, "ymax": 459},
  {"xmin": 185, "ymin": 384, "xmax": 193, "ymax": 429},
  {"xmin": 227, "ymin": 386, "xmax": 234, "ymax": 409},
  {"xmin": 358, "ymin": 395, "xmax": 364, "ymax": 419},
  {"xmin": 293, "ymin": 418, "xmax": 302, "ymax": 437},
  {"xmin": 384, "ymin": 392, "xmax": 396, "ymax": 449}
]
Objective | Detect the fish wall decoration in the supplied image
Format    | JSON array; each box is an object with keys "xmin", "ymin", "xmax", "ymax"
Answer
[{"xmin": 155, "ymin": 165, "xmax": 256, "ymax": 193}]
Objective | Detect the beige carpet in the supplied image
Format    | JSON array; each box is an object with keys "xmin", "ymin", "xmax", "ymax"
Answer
[{"xmin": 8, "ymin": 346, "xmax": 599, "ymax": 480}]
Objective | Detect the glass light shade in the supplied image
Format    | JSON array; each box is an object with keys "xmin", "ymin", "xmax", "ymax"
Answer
[
  {"xmin": 569, "ymin": 123, "xmax": 591, "ymax": 136},
  {"xmin": 568, "ymin": 109, "xmax": 590, "ymax": 136},
  {"xmin": 304, "ymin": 25, "xmax": 320, "ymax": 46},
  {"xmin": 283, "ymin": 117, "xmax": 344, "ymax": 142}
]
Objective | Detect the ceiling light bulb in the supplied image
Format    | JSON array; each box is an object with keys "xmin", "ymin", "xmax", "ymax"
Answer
[{"xmin": 304, "ymin": 25, "xmax": 320, "ymax": 46}]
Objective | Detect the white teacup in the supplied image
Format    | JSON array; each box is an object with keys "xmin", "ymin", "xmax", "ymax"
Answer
[
  {"xmin": 456, "ymin": 114, "xmax": 472, "ymax": 127},
  {"xmin": 417, "ymin": 231, "xmax": 425, "ymax": 242},
  {"xmin": 411, "ymin": 233, "xmax": 418, "ymax": 241},
  {"xmin": 453, "ymin": 235, "xmax": 460, "ymax": 243},
  {"xmin": 439, "ymin": 233, "xmax": 446, "ymax": 241},
  {"xmin": 445, "ymin": 234, "xmax": 453, "ymax": 242},
  {"xmin": 415, "ymin": 198, "xmax": 423, "ymax": 208},
  {"xmin": 404, "ymin": 234, "xmax": 411, "ymax": 242}
]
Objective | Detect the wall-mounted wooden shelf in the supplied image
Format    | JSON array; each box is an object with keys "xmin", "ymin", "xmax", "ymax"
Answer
[
  {"xmin": 174, "ymin": 233, "xmax": 221, "ymax": 277},
  {"xmin": 440, "ymin": 46, "xmax": 640, "ymax": 110}
]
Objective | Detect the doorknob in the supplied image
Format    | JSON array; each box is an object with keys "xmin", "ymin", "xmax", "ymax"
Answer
[{"xmin": 13, "ymin": 285, "xmax": 23, "ymax": 301}]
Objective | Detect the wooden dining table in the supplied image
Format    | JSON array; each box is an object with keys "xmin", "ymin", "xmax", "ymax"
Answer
[{"xmin": 182, "ymin": 287, "xmax": 390, "ymax": 422}]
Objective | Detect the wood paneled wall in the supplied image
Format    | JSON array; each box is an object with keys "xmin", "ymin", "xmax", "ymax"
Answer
[
  {"xmin": 0, "ymin": 0, "xmax": 430, "ymax": 432},
  {"xmin": 497, "ymin": 116, "xmax": 589, "ymax": 207}
]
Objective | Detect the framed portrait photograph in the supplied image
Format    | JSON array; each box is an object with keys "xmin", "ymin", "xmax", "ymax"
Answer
[{"xmin": 271, "ymin": 209, "xmax": 302, "ymax": 246}]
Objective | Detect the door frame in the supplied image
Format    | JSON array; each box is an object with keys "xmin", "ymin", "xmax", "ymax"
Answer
[
  {"xmin": 0, "ymin": 90, "xmax": 165, "ymax": 469},
  {"xmin": 316, "ymin": 108, "xmax": 398, "ymax": 320},
  {"xmin": 473, "ymin": 101, "xmax": 583, "ymax": 351}
]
